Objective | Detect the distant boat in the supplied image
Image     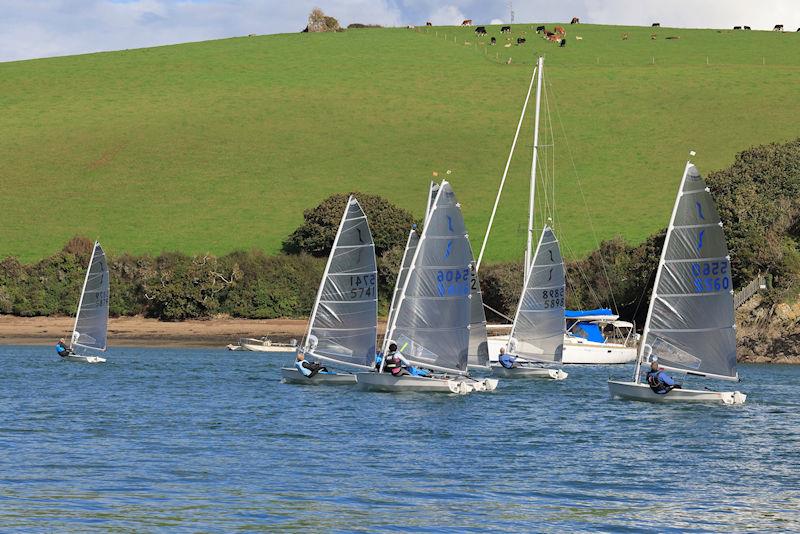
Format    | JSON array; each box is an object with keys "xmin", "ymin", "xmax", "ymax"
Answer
[
  {"xmin": 561, "ymin": 309, "xmax": 637, "ymax": 364},
  {"xmin": 281, "ymin": 196, "xmax": 378, "ymax": 385},
  {"xmin": 228, "ymin": 337, "xmax": 297, "ymax": 352},
  {"xmin": 63, "ymin": 241, "xmax": 109, "ymax": 364},
  {"xmin": 608, "ymin": 157, "xmax": 746, "ymax": 404},
  {"xmin": 356, "ymin": 180, "xmax": 497, "ymax": 394}
]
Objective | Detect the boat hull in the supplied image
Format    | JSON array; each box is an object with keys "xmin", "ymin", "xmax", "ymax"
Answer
[
  {"xmin": 607, "ymin": 380, "xmax": 746, "ymax": 405},
  {"xmin": 561, "ymin": 340, "xmax": 637, "ymax": 364},
  {"xmin": 490, "ymin": 365, "xmax": 567, "ymax": 380},
  {"xmin": 489, "ymin": 334, "xmax": 636, "ymax": 364},
  {"xmin": 61, "ymin": 354, "xmax": 106, "ymax": 364},
  {"xmin": 355, "ymin": 373, "xmax": 486, "ymax": 394},
  {"xmin": 281, "ymin": 367, "xmax": 357, "ymax": 385},
  {"xmin": 240, "ymin": 343, "xmax": 295, "ymax": 353}
]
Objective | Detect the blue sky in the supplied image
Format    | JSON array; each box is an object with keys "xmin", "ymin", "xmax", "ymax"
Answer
[{"xmin": 1, "ymin": 0, "xmax": 797, "ymax": 62}]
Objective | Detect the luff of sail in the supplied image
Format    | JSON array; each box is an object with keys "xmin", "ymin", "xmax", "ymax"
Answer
[
  {"xmin": 642, "ymin": 164, "xmax": 737, "ymax": 380},
  {"xmin": 72, "ymin": 242, "xmax": 109, "ymax": 351},
  {"xmin": 468, "ymin": 258, "xmax": 489, "ymax": 367},
  {"xmin": 305, "ymin": 196, "xmax": 377, "ymax": 370},
  {"xmin": 388, "ymin": 181, "xmax": 471, "ymax": 374},
  {"xmin": 508, "ymin": 226, "xmax": 565, "ymax": 362}
]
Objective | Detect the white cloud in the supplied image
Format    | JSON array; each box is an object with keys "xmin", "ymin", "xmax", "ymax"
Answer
[
  {"xmin": 426, "ymin": 5, "xmax": 467, "ymax": 26},
  {"xmin": 490, "ymin": 18, "xmax": 504, "ymax": 25}
]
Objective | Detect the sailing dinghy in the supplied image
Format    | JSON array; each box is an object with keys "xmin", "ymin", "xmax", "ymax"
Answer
[
  {"xmin": 281, "ymin": 196, "xmax": 378, "ymax": 385},
  {"xmin": 608, "ymin": 158, "xmax": 746, "ymax": 404},
  {"xmin": 356, "ymin": 181, "xmax": 497, "ymax": 394},
  {"xmin": 492, "ymin": 226, "xmax": 568, "ymax": 379},
  {"xmin": 64, "ymin": 241, "xmax": 109, "ymax": 364}
]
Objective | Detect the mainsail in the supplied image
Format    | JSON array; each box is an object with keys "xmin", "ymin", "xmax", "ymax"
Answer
[
  {"xmin": 508, "ymin": 226, "xmax": 565, "ymax": 362},
  {"xmin": 386, "ymin": 228, "xmax": 419, "ymax": 339},
  {"xmin": 641, "ymin": 163, "xmax": 737, "ymax": 380},
  {"xmin": 71, "ymin": 241, "xmax": 109, "ymax": 352},
  {"xmin": 388, "ymin": 181, "xmax": 471, "ymax": 374},
  {"xmin": 304, "ymin": 196, "xmax": 377, "ymax": 370}
]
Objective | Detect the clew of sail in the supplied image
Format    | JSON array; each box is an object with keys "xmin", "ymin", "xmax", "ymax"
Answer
[
  {"xmin": 508, "ymin": 226, "xmax": 565, "ymax": 362},
  {"xmin": 305, "ymin": 196, "xmax": 377, "ymax": 370},
  {"xmin": 388, "ymin": 181, "xmax": 471, "ymax": 374},
  {"xmin": 72, "ymin": 242, "xmax": 110, "ymax": 352},
  {"xmin": 642, "ymin": 164, "xmax": 737, "ymax": 380}
]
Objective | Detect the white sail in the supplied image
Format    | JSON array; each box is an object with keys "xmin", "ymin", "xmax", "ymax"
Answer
[
  {"xmin": 387, "ymin": 181, "xmax": 471, "ymax": 374},
  {"xmin": 640, "ymin": 163, "xmax": 737, "ymax": 380},
  {"xmin": 304, "ymin": 196, "xmax": 377, "ymax": 370},
  {"xmin": 71, "ymin": 241, "xmax": 109, "ymax": 352},
  {"xmin": 508, "ymin": 226, "xmax": 565, "ymax": 362},
  {"xmin": 386, "ymin": 229, "xmax": 418, "ymax": 338},
  {"xmin": 468, "ymin": 258, "xmax": 489, "ymax": 367}
]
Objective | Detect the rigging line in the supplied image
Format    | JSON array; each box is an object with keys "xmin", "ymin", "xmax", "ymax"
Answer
[
  {"xmin": 560, "ymin": 238, "xmax": 604, "ymax": 310},
  {"xmin": 482, "ymin": 302, "xmax": 514, "ymax": 323},
  {"xmin": 548, "ymin": 80, "xmax": 619, "ymax": 314}
]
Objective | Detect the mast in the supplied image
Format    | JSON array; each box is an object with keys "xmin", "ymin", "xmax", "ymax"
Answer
[
  {"xmin": 526, "ymin": 56, "xmax": 544, "ymax": 277},
  {"xmin": 476, "ymin": 63, "xmax": 538, "ymax": 273},
  {"xmin": 70, "ymin": 241, "xmax": 98, "ymax": 350},
  {"xmin": 634, "ymin": 155, "xmax": 694, "ymax": 382}
]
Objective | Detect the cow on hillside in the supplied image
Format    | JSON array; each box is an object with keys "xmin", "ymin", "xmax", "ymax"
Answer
[
  {"xmin": 490, "ymin": 36, "xmax": 497, "ymax": 45},
  {"xmin": 554, "ymin": 25, "xmax": 566, "ymax": 35},
  {"xmin": 744, "ymin": 26, "xmax": 751, "ymax": 30},
  {"xmin": 559, "ymin": 38, "xmax": 567, "ymax": 47},
  {"xmin": 773, "ymin": 24, "xmax": 783, "ymax": 31},
  {"xmin": 426, "ymin": 21, "xmax": 432, "ymax": 26},
  {"xmin": 501, "ymin": 26, "xmax": 511, "ymax": 33},
  {"xmin": 652, "ymin": 22, "xmax": 660, "ymax": 27},
  {"xmin": 517, "ymin": 37, "xmax": 526, "ymax": 45},
  {"xmin": 733, "ymin": 26, "xmax": 742, "ymax": 30},
  {"xmin": 475, "ymin": 26, "xmax": 487, "ymax": 35},
  {"xmin": 571, "ymin": 17, "xmax": 580, "ymax": 24},
  {"xmin": 461, "ymin": 19, "xmax": 473, "ymax": 26},
  {"xmin": 536, "ymin": 25, "xmax": 546, "ymax": 33}
]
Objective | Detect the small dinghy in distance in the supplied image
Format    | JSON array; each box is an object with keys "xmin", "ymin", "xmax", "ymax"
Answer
[
  {"xmin": 281, "ymin": 196, "xmax": 378, "ymax": 385},
  {"xmin": 492, "ymin": 226, "xmax": 567, "ymax": 380},
  {"xmin": 64, "ymin": 241, "xmax": 109, "ymax": 364},
  {"xmin": 356, "ymin": 180, "xmax": 497, "ymax": 394},
  {"xmin": 608, "ymin": 156, "xmax": 746, "ymax": 405}
]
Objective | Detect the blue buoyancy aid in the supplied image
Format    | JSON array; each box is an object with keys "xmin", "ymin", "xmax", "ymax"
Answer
[
  {"xmin": 295, "ymin": 360, "xmax": 312, "ymax": 377},
  {"xmin": 499, "ymin": 353, "xmax": 516, "ymax": 369}
]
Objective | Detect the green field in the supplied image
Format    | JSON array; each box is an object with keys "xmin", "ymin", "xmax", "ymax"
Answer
[{"xmin": 1, "ymin": 23, "xmax": 798, "ymax": 263}]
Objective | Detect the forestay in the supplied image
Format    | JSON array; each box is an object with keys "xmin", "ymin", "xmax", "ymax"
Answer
[
  {"xmin": 641, "ymin": 164, "xmax": 737, "ymax": 379},
  {"xmin": 508, "ymin": 226, "xmax": 565, "ymax": 362},
  {"xmin": 72, "ymin": 242, "xmax": 110, "ymax": 351},
  {"xmin": 305, "ymin": 196, "xmax": 377, "ymax": 370},
  {"xmin": 388, "ymin": 181, "xmax": 471, "ymax": 374}
]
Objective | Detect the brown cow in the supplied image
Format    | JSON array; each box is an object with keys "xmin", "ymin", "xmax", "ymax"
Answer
[
  {"xmin": 554, "ymin": 25, "xmax": 566, "ymax": 35},
  {"xmin": 461, "ymin": 19, "xmax": 473, "ymax": 26}
]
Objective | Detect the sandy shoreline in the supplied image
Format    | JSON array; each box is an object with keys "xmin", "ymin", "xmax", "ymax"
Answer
[{"xmin": 0, "ymin": 315, "xmax": 385, "ymax": 348}]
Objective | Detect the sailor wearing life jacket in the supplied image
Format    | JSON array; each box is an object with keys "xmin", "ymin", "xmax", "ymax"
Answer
[
  {"xmin": 498, "ymin": 346, "xmax": 517, "ymax": 369},
  {"xmin": 294, "ymin": 352, "xmax": 327, "ymax": 378},
  {"xmin": 646, "ymin": 359, "xmax": 680, "ymax": 394},
  {"xmin": 382, "ymin": 341, "xmax": 411, "ymax": 377}
]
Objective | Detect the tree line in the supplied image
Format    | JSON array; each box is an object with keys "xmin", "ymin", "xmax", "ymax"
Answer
[{"xmin": 1, "ymin": 139, "xmax": 797, "ymax": 322}]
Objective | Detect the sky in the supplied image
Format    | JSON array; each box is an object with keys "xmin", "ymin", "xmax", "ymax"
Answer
[{"xmin": 1, "ymin": 0, "xmax": 798, "ymax": 62}]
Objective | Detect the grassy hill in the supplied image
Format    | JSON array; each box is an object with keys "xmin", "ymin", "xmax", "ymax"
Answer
[{"xmin": 1, "ymin": 23, "xmax": 798, "ymax": 263}]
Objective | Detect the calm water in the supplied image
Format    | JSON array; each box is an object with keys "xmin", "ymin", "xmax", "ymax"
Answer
[{"xmin": 0, "ymin": 345, "xmax": 798, "ymax": 532}]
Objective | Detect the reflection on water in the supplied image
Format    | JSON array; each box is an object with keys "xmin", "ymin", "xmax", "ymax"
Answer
[{"xmin": 0, "ymin": 346, "xmax": 798, "ymax": 531}]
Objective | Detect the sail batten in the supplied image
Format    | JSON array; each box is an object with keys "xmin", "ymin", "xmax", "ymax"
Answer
[
  {"xmin": 508, "ymin": 226, "xmax": 565, "ymax": 363},
  {"xmin": 387, "ymin": 181, "xmax": 471, "ymax": 374},
  {"xmin": 304, "ymin": 196, "xmax": 377, "ymax": 370},
  {"xmin": 71, "ymin": 242, "xmax": 109, "ymax": 353},
  {"xmin": 641, "ymin": 163, "xmax": 737, "ymax": 379}
]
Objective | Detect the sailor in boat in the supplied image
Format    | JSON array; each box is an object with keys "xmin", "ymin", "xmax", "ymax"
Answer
[
  {"xmin": 646, "ymin": 359, "xmax": 682, "ymax": 394},
  {"xmin": 55, "ymin": 338, "xmax": 73, "ymax": 359},
  {"xmin": 294, "ymin": 352, "xmax": 329, "ymax": 379},
  {"xmin": 381, "ymin": 341, "xmax": 432, "ymax": 377},
  {"xmin": 498, "ymin": 346, "xmax": 518, "ymax": 369}
]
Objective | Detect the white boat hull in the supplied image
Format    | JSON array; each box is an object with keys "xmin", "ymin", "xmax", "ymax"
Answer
[
  {"xmin": 490, "ymin": 364, "xmax": 567, "ymax": 380},
  {"xmin": 355, "ymin": 373, "xmax": 495, "ymax": 394},
  {"xmin": 61, "ymin": 354, "xmax": 106, "ymax": 364},
  {"xmin": 281, "ymin": 367, "xmax": 357, "ymax": 385},
  {"xmin": 240, "ymin": 343, "xmax": 295, "ymax": 353},
  {"xmin": 607, "ymin": 380, "xmax": 746, "ymax": 405},
  {"xmin": 489, "ymin": 334, "xmax": 635, "ymax": 365},
  {"xmin": 561, "ymin": 340, "xmax": 637, "ymax": 364}
]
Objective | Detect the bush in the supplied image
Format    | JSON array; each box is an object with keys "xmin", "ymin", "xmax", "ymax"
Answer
[{"xmin": 282, "ymin": 192, "xmax": 417, "ymax": 258}]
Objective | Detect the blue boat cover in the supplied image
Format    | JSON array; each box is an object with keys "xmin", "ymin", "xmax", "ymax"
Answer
[
  {"xmin": 565, "ymin": 308, "xmax": 613, "ymax": 318},
  {"xmin": 573, "ymin": 322, "xmax": 606, "ymax": 343}
]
